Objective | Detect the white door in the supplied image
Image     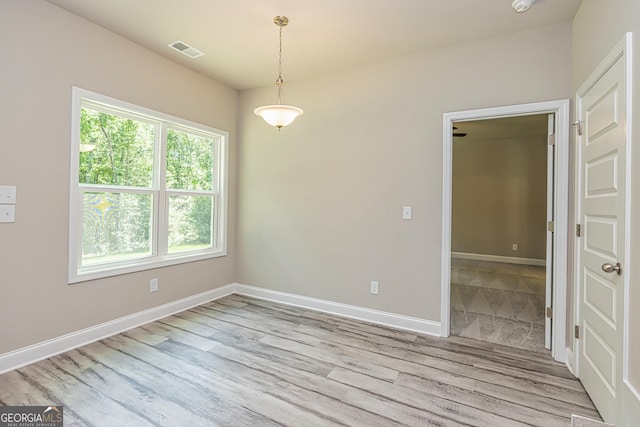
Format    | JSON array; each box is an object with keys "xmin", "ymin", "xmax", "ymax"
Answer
[
  {"xmin": 544, "ymin": 113, "xmax": 555, "ymax": 350},
  {"xmin": 576, "ymin": 49, "xmax": 627, "ymax": 424}
]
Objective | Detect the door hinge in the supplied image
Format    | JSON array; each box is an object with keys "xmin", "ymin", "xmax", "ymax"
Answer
[
  {"xmin": 572, "ymin": 120, "xmax": 583, "ymax": 136},
  {"xmin": 547, "ymin": 221, "xmax": 555, "ymax": 232},
  {"xmin": 575, "ymin": 325, "xmax": 580, "ymax": 339},
  {"xmin": 576, "ymin": 224, "xmax": 581, "ymax": 237},
  {"xmin": 548, "ymin": 134, "xmax": 556, "ymax": 146},
  {"xmin": 546, "ymin": 307, "xmax": 553, "ymax": 319}
]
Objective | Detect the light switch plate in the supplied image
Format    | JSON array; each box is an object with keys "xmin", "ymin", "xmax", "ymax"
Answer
[
  {"xmin": 402, "ymin": 206, "xmax": 412, "ymax": 220},
  {"xmin": 0, "ymin": 205, "xmax": 16, "ymax": 223},
  {"xmin": 370, "ymin": 281, "xmax": 379, "ymax": 295},
  {"xmin": 0, "ymin": 186, "xmax": 16, "ymax": 204}
]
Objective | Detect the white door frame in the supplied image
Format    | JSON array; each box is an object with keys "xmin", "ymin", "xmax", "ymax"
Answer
[{"xmin": 440, "ymin": 99, "xmax": 570, "ymax": 363}]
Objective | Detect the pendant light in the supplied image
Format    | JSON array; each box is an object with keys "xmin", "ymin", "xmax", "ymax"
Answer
[
  {"xmin": 512, "ymin": 0, "xmax": 535, "ymax": 13},
  {"xmin": 254, "ymin": 16, "xmax": 304, "ymax": 130}
]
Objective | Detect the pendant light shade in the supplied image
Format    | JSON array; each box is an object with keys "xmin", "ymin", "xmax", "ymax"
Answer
[
  {"xmin": 512, "ymin": 0, "xmax": 535, "ymax": 13},
  {"xmin": 255, "ymin": 16, "xmax": 303, "ymax": 130},
  {"xmin": 254, "ymin": 104, "xmax": 303, "ymax": 129}
]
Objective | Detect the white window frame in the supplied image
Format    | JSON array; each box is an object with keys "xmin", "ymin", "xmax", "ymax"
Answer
[{"xmin": 69, "ymin": 87, "xmax": 228, "ymax": 284}]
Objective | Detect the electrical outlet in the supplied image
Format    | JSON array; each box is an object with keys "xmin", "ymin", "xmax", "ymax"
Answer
[
  {"xmin": 370, "ymin": 281, "xmax": 379, "ymax": 295},
  {"xmin": 512, "ymin": 243, "xmax": 518, "ymax": 251},
  {"xmin": 0, "ymin": 205, "xmax": 16, "ymax": 223},
  {"xmin": 150, "ymin": 278, "xmax": 158, "ymax": 292},
  {"xmin": 0, "ymin": 186, "xmax": 16, "ymax": 204}
]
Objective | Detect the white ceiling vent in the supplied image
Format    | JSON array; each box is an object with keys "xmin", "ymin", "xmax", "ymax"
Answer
[{"xmin": 167, "ymin": 40, "xmax": 205, "ymax": 59}]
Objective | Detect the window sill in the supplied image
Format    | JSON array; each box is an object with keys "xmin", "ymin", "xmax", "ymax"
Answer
[{"xmin": 68, "ymin": 249, "xmax": 227, "ymax": 284}]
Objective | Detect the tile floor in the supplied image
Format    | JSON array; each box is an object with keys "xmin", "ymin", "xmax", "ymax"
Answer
[{"xmin": 450, "ymin": 258, "xmax": 548, "ymax": 354}]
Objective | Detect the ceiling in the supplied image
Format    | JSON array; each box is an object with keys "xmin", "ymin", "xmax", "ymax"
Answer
[{"xmin": 45, "ymin": 0, "xmax": 582, "ymax": 91}]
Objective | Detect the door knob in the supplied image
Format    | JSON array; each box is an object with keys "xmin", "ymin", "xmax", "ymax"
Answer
[{"xmin": 602, "ymin": 262, "xmax": 622, "ymax": 276}]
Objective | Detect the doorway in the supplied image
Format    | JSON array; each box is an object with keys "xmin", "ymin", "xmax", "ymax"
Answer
[
  {"xmin": 449, "ymin": 115, "xmax": 549, "ymax": 353},
  {"xmin": 441, "ymin": 100, "xmax": 570, "ymax": 363}
]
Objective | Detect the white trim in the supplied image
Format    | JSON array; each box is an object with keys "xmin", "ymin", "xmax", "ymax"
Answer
[
  {"xmin": 624, "ymin": 380, "xmax": 640, "ymax": 406},
  {"xmin": 451, "ymin": 252, "xmax": 545, "ymax": 267},
  {"xmin": 622, "ymin": 30, "xmax": 640, "ymax": 421},
  {"xmin": 0, "ymin": 285, "xmax": 235, "ymax": 375},
  {"xmin": 442, "ymin": 99, "xmax": 570, "ymax": 362},
  {"xmin": 553, "ymin": 100, "xmax": 570, "ymax": 363},
  {"xmin": 545, "ymin": 113, "xmax": 555, "ymax": 350},
  {"xmin": 441, "ymin": 113, "xmax": 453, "ymax": 337},
  {"xmin": 566, "ymin": 346, "xmax": 576, "ymax": 376},
  {"xmin": 622, "ymin": 382, "xmax": 640, "ymax": 426},
  {"xmin": 235, "ymin": 284, "xmax": 441, "ymax": 337},
  {"xmin": 573, "ymin": 83, "xmax": 584, "ymax": 379},
  {"xmin": 620, "ymin": 33, "xmax": 636, "ymax": 409}
]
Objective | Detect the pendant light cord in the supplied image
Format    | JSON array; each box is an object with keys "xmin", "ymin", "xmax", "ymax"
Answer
[
  {"xmin": 278, "ymin": 24, "xmax": 283, "ymax": 83},
  {"xmin": 275, "ymin": 23, "xmax": 285, "ymax": 105}
]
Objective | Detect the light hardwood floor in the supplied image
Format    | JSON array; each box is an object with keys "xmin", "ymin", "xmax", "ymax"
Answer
[{"xmin": 0, "ymin": 295, "xmax": 600, "ymax": 426}]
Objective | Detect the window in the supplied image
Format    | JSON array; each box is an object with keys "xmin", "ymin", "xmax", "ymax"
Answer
[{"xmin": 69, "ymin": 88, "xmax": 227, "ymax": 283}]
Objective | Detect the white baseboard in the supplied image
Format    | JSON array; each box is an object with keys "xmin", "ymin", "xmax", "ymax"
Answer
[
  {"xmin": 0, "ymin": 283, "xmax": 441, "ymax": 375},
  {"xmin": 0, "ymin": 284, "xmax": 236, "ymax": 375},
  {"xmin": 451, "ymin": 251, "xmax": 546, "ymax": 267},
  {"xmin": 623, "ymin": 379, "xmax": 640, "ymax": 425},
  {"xmin": 566, "ymin": 346, "xmax": 575, "ymax": 376},
  {"xmin": 234, "ymin": 284, "xmax": 441, "ymax": 337}
]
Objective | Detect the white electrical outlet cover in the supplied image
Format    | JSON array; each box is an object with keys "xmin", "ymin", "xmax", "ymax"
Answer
[
  {"xmin": 0, "ymin": 186, "xmax": 17, "ymax": 204},
  {"xmin": 0, "ymin": 205, "xmax": 16, "ymax": 223}
]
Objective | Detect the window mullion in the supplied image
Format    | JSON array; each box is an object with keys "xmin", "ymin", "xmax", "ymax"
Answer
[
  {"xmin": 212, "ymin": 139, "xmax": 220, "ymax": 194},
  {"xmin": 166, "ymin": 189, "xmax": 215, "ymax": 197},
  {"xmin": 78, "ymin": 185, "xmax": 156, "ymax": 195},
  {"xmin": 75, "ymin": 187, "xmax": 88, "ymax": 273},
  {"xmin": 156, "ymin": 122, "xmax": 168, "ymax": 258},
  {"xmin": 212, "ymin": 193, "xmax": 218, "ymax": 250}
]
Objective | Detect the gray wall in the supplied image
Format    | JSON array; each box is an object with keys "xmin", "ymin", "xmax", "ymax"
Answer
[
  {"xmin": 0, "ymin": 1, "xmax": 238, "ymax": 355},
  {"xmin": 237, "ymin": 23, "xmax": 572, "ymax": 321},
  {"xmin": 451, "ymin": 135, "xmax": 547, "ymax": 260}
]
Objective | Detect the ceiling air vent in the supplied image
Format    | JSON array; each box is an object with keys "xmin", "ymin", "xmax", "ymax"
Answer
[{"xmin": 167, "ymin": 40, "xmax": 205, "ymax": 59}]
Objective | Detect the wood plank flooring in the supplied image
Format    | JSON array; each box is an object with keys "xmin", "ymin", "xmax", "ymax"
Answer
[{"xmin": 0, "ymin": 295, "xmax": 601, "ymax": 426}]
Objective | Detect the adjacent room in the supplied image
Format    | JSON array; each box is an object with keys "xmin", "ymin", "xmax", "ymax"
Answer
[
  {"xmin": 1, "ymin": 0, "xmax": 639, "ymax": 425},
  {"xmin": 449, "ymin": 115, "xmax": 549, "ymax": 353}
]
